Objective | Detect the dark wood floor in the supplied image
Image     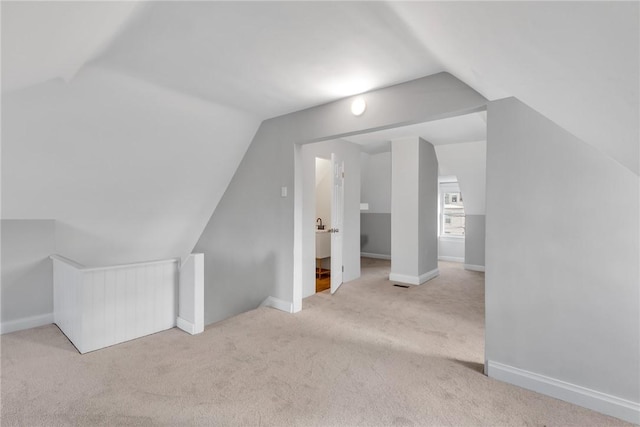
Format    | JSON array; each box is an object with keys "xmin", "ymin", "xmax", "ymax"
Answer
[{"xmin": 315, "ymin": 276, "xmax": 330, "ymax": 293}]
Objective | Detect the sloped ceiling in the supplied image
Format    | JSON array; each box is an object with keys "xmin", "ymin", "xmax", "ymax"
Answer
[
  {"xmin": 1, "ymin": 1, "xmax": 143, "ymax": 92},
  {"xmin": 389, "ymin": 1, "xmax": 639, "ymax": 175},
  {"xmin": 89, "ymin": 1, "xmax": 442, "ymax": 117},
  {"xmin": 2, "ymin": 66, "xmax": 261, "ymax": 266},
  {"xmin": 2, "ymin": 1, "xmax": 638, "ymax": 265}
]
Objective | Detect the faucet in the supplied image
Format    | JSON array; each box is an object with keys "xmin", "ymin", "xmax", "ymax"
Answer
[{"xmin": 316, "ymin": 218, "xmax": 324, "ymax": 230}]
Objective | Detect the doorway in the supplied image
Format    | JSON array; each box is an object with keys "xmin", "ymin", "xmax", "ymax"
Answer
[
  {"xmin": 292, "ymin": 107, "xmax": 487, "ymax": 313},
  {"xmin": 297, "ymin": 140, "xmax": 355, "ymax": 302},
  {"xmin": 315, "ymin": 157, "xmax": 331, "ymax": 292}
]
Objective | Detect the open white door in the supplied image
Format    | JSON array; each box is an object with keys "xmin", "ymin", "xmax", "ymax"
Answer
[{"xmin": 330, "ymin": 153, "xmax": 344, "ymax": 294}]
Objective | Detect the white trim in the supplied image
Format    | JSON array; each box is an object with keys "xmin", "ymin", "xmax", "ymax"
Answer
[
  {"xmin": 438, "ymin": 235, "xmax": 464, "ymax": 242},
  {"xmin": 418, "ymin": 268, "xmax": 440, "ymax": 284},
  {"xmin": 178, "ymin": 254, "xmax": 204, "ymax": 335},
  {"xmin": 49, "ymin": 254, "xmax": 85, "ymax": 269},
  {"xmin": 487, "ymin": 361, "xmax": 640, "ymax": 425},
  {"xmin": 360, "ymin": 252, "xmax": 391, "ymax": 260},
  {"xmin": 464, "ymin": 264, "xmax": 486, "ymax": 272},
  {"xmin": 438, "ymin": 256, "xmax": 464, "ymax": 263},
  {"xmin": 389, "ymin": 268, "xmax": 439, "ymax": 285},
  {"xmin": 1, "ymin": 313, "xmax": 54, "ymax": 335},
  {"xmin": 259, "ymin": 296, "xmax": 294, "ymax": 314},
  {"xmin": 177, "ymin": 317, "xmax": 201, "ymax": 335},
  {"xmin": 49, "ymin": 254, "xmax": 178, "ymax": 272}
]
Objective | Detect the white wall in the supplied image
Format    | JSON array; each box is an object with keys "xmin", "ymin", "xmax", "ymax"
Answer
[
  {"xmin": 315, "ymin": 158, "xmax": 332, "ymax": 229},
  {"xmin": 391, "ymin": 138, "xmax": 420, "ymax": 278},
  {"xmin": 2, "ymin": 65, "xmax": 261, "ymax": 267},
  {"xmin": 302, "ymin": 140, "xmax": 361, "ymax": 298},
  {"xmin": 391, "ymin": 137, "xmax": 439, "ymax": 284},
  {"xmin": 486, "ymin": 97, "xmax": 639, "ymax": 419},
  {"xmin": 52, "ymin": 255, "xmax": 178, "ymax": 353},
  {"xmin": 435, "ymin": 141, "xmax": 486, "ymax": 215},
  {"xmin": 1, "ymin": 220, "xmax": 56, "ymax": 332}
]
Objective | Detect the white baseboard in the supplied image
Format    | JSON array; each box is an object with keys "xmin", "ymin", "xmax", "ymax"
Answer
[
  {"xmin": 259, "ymin": 296, "xmax": 293, "ymax": 314},
  {"xmin": 487, "ymin": 361, "xmax": 640, "ymax": 424},
  {"xmin": 176, "ymin": 317, "xmax": 204, "ymax": 335},
  {"xmin": 1, "ymin": 313, "xmax": 54, "ymax": 335},
  {"xmin": 389, "ymin": 268, "xmax": 439, "ymax": 285},
  {"xmin": 438, "ymin": 256, "xmax": 464, "ymax": 263},
  {"xmin": 361, "ymin": 252, "xmax": 391, "ymax": 260},
  {"xmin": 464, "ymin": 264, "xmax": 485, "ymax": 272}
]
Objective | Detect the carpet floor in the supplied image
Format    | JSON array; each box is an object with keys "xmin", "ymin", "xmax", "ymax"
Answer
[{"xmin": 1, "ymin": 259, "xmax": 631, "ymax": 426}]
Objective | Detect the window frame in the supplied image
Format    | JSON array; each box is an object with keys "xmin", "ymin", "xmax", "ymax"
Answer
[{"xmin": 439, "ymin": 180, "xmax": 465, "ymax": 240}]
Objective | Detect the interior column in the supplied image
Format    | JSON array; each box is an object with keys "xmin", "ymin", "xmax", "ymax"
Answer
[{"xmin": 390, "ymin": 137, "xmax": 439, "ymax": 285}]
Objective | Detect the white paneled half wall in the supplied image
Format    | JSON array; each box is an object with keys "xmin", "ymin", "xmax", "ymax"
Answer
[{"xmin": 51, "ymin": 254, "xmax": 204, "ymax": 354}]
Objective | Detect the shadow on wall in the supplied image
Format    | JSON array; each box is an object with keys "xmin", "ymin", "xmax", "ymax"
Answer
[
  {"xmin": 197, "ymin": 246, "xmax": 276, "ymax": 326},
  {"xmin": 1, "ymin": 258, "xmax": 52, "ymax": 323},
  {"xmin": 360, "ymin": 213, "xmax": 392, "ymax": 257},
  {"xmin": 55, "ymin": 220, "xmax": 121, "ymax": 266}
]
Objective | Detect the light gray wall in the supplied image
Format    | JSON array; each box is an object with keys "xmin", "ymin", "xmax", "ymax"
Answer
[
  {"xmin": 464, "ymin": 214, "xmax": 485, "ymax": 268},
  {"xmin": 1, "ymin": 220, "xmax": 55, "ymax": 323},
  {"xmin": 192, "ymin": 72, "xmax": 486, "ymax": 324},
  {"xmin": 438, "ymin": 238, "xmax": 465, "ymax": 262},
  {"xmin": 486, "ymin": 98, "xmax": 639, "ymax": 403},
  {"xmin": 360, "ymin": 213, "xmax": 391, "ymax": 256},
  {"xmin": 302, "ymin": 140, "xmax": 361, "ymax": 299},
  {"xmin": 361, "ymin": 151, "xmax": 391, "ymax": 213},
  {"xmin": 360, "ymin": 151, "xmax": 392, "ymax": 257},
  {"xmin": 418, "ymin": 138, "xmax": 439, "ymax": 275}
]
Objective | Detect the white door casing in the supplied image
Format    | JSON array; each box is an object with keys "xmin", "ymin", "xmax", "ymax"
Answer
[{"xmin": 330, "ymin": 153, "xmax": 344, "ymax": 294}]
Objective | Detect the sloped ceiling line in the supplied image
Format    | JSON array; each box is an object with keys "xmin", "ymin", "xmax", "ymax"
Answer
[{"xmin": 1, "ymin": 1, "xmax": 148, "ymax": 94}]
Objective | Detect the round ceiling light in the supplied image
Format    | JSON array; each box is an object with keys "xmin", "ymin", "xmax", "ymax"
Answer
[{"xmin": 351, "ymin": 97, "xmax": 366, "ymax": 116}]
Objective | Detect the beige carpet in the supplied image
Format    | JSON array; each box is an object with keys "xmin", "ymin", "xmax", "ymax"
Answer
[{"xmin": 1, "ymin": 259, "xmax": 631, "ymax": 426}]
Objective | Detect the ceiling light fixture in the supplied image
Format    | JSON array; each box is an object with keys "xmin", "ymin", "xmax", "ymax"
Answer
[{"xmin": 351, "ymin": 97, "xmax": 366, "ymax": 116}]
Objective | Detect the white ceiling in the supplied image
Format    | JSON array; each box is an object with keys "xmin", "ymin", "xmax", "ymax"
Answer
[
  {"xmin": 344, "ymin": 111, "xmax": 487, "ymax": 153},
  {"xmin": 389, "ymin": 1, "xmax": 639, "ymax": 174},
  {"xmin": 1, "ymin": 1, "xmax": 143, "ymax": 93},
  {"xmin": 89, "ymin": 1, "xmax": 442, "ymax": 117},
  {"xmin": 3, "ymin": 1, "xmax": 635, "ymax": 173}
]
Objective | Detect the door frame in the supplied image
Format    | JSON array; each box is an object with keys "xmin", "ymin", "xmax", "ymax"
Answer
[
  {"xmin": 292, "ymin": 107, "xmax": 486, "ymax": 313},
  {"xmin": 294, "ymin": 140, "xmax": 353, "ymax": 309},
  {"xmin": 330, "ymin": 152, "xmax": 345, "ymax": 294}
]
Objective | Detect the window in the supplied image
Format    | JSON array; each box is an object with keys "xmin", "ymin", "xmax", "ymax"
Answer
[{"xmin": 440, "ymin": 182, "xmax": 465, "ymax": 237}]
